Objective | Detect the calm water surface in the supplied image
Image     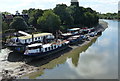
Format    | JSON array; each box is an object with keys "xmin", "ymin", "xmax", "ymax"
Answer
[{"xmin": 23, "ymin": 20, "xmax": 118, "ymax": 79}]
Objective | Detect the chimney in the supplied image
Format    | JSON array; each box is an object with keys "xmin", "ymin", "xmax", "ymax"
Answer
[{"xmin": 32, "ymin": 34, "xmax": 34, "ymax": 43}]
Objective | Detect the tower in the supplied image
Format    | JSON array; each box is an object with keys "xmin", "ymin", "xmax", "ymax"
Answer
[{"xmin": 71, "ymin": 0, "xmax": 79, "ymax": 7}]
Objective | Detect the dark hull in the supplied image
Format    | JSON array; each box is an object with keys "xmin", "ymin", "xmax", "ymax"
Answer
[
  {"xmin": 69, "ymin": 37, "xmax": 83, "ymax": 45},
  {"xmin": 6, "ymin": 45, "xmax": 26, "ymax": 53}
]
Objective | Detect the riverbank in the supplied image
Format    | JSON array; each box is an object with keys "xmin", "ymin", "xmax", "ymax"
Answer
[{"xmin": 0, "ymin": 20, "xmax": 108, "ymax": 80}]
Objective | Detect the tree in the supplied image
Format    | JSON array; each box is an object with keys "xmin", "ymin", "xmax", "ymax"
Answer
[
  {"xmin": 67, "ymin": 6, "xmax": 84, "ymax": 25},
  {"xmin": 2, "ymin": 12, "xmax": 11, "ymax": 15},
  {"xmin": 37, "ymin": 10, "xmax": 61, "ymax": 33},
  {"xmin": 54, "ymin": 4, "xmax": 73, "ymax": 25},
  {"xmin": 9, "ymin": 17, "xmax": 28, "ymax": 31},
  {"xmin": 28, "ymin": 9, "xmax": 43, "ymax": 27},
  {"xmin": 2, "ymin": 21, "xmax": 9, "ymax": 32}
]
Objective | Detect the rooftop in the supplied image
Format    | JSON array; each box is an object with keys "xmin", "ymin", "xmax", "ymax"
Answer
[
  {"xmin": 27, "ymin": 43, "xmax": 42, "ymax": 47},
  {"xmin": 18, "ymin": 33, "xmax": 52, "ymax": 40},
  {"xmin": 68, "ymin": 28, "xmax": 80, "ymax": 31}
]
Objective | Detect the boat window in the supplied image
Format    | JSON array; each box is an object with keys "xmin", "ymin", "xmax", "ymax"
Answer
[
  {"xmin": 35, "ymin": 38, "xmax": 37, "ymax": 40},
  {"xmin": 51, "ymin": 46, "xmax": 53, "ymax": 50},
  {"xmin": 48, "ymin": 47, "xmax": 50, "ymax": 51},
  {"xmin": 25, "ymin": 39, "xmax": 27, "ymax": 43},
  {"xmin": 39, "ymin": 48, "xmax": 41, "ymax": 51},
  {"xmin": 38, "ymin": 37, "xmax": 40, "ymax": 39},
  {"xmin": 54, "ymin": 45, "xmax": 56, "ymax": 49},
  {"xmin": 45, "ymin": 48, "xmax": 47, "ymax": 52}
]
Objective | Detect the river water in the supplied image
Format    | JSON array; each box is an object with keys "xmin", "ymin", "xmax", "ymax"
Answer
[
  {"xmin": 21, "ymin": 19, "xmax": 118, "ymax": 79},
  {"xmin": 0, "ymin": 20, "xmax": 118, "ymax": 79}
]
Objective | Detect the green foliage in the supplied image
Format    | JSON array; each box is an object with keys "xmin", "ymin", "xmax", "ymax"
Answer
[
  {"xmin": 98, "ymin": 12, "xmax": 118, "ymax": 19},
  {"xmin": 2, "ymin": 12, "xmax": 11, "ymax": 15},
  {"xmin": 54, "ymin": 4, "xmax": 74, "ymax": 25},
  {"xmin": 22, "ymin": 8, "xmax": 43, "ymax": 27},
  {"xmin": 2, "ymin": 21, "xmax": 9, "ymax": 32},
  {"xmin": 84, "ymin": 12, "xmax": 98, "ymax": 27},
  {"xmin": 9, "ymin": 17, "xmax": 28, "ymax": 31},
  {"xmin": 67, "ymin": 6, "xmax": 98, "ymax": 27},
  {"xmin": 37, "ymin": 10, "xmax": 61, "ymax": 33}
]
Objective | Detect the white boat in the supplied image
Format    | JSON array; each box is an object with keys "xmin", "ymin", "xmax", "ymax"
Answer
[{"xmin": 24, "ymin": 40, "xmax": 69, "ymax": 56}]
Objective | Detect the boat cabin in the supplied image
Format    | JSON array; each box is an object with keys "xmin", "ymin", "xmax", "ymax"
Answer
[
  {"xmin": 24, "ymin": 40, "xmax": 69, "ymax": 55},
  {"xmin": 11, "ymin": 33, "xmax": 54, "ymax": 45},
  {"xmin": 67, "ymin": 28, "xmax": 80, "ymax": 35}
]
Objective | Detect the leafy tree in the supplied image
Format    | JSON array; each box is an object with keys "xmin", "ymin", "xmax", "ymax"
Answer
[
  {"xmin": 67, "ymin": 6, "xmax": 85, "ymax": 25},
  {"xmin": 54, "ymin": 4, "xmax": 73, "ymax": 25},
  {"xmin": 28, "ymin": 9, "xmax": 43, "ymax": 27},
  {"xmin": 2, "ymin": 12, "xmax": 11, "ymax": 15},
  {"xmin": 2, "ymin": 21, "xmax": 9, "ymax": 32},
  {"xmin": 22, "ymin": 10, "xmax": 28, "ymax": 14},
  {"xmin": 98, "ymin": 12, "xmax": 118, "ymax": 19},
  {"xmin": 37, "ymin": 10, "xmax": 61, "ymax": 33},
  {"xmin": 9, "ymin": 17, "xmax": 28, "ymax": 31}
]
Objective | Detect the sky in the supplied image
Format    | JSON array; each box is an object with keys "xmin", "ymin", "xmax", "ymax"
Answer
[{"xmin": 0, "ymin": 0, "xmax": 119, "ymax": 14}]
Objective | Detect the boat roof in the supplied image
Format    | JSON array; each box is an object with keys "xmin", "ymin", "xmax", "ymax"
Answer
[
  {"xmin": 72, "ymin": 35, "xmax": 80, "ymax": 38},
  {"xmin": 27, "ymin": 40, "xmax": 69, "ymax": 48},
  {"xmin": 43, "ymin": 44, "xmax": 51, "ymax": 48},
  {"xmin": 18, "ymin": 33, "xmax": 52, "ymax": 40},
  {"xmin": 27, "ymin": 43, "xmax": 42, "ymax": 47},
  {"xmin": 61, "ymin": 33, "xmax": 72, "ymax": 36},
  {"xmin": 68, "ymin": 28, "xmax": 80, "ymax": 31}
]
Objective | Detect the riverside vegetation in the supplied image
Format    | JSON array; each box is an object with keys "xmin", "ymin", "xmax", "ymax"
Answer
[{"xmin": 98, "ymin": 12, "xmax": 119, "ymax": 20}]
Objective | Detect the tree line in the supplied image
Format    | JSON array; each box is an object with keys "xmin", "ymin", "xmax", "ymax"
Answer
[
  {"xmin": 98, "ymin": 12, "xmax": 119, "ymax": 20},
  {"xmin": 2, "ymin": 4, "xmax": 99, "ymax": 34}
]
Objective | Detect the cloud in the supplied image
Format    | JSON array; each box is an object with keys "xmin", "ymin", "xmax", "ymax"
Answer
[{"xmin": 67, "ymin": 47, "xmax": 118, "ymax": 79}]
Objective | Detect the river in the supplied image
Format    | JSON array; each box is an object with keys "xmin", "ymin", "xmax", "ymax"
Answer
[
  {"xmin": 20, "ymin": 19, "xmax": 118, "ymax": 79},
  {"xmin": 0, "ymin": 20, "xmax": 118, "ymax": 79}
]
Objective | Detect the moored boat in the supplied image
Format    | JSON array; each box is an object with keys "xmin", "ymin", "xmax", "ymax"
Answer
[
  {"xmin": 67, "ymin": 35, "xmax": 82, "ymax": 45},
  {"xmin": 24, "ymin": 40, "xmax": 69, "ymax": 56},
  {"xmin": 5, "ymin": 32, "xmax": 55, "ymax": 52}
]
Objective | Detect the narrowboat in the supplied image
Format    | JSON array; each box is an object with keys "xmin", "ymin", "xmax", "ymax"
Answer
[
  {"xmin": 67, "ymin": 28, "xmax": 80, "ymax": 35},
  {"xmin": 67, "ymin": 35, "xmax": 83, "ymax": 45},
  {"xmin": 24, "ymin": 40, "xmax": 69, "ymax": 56}
]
